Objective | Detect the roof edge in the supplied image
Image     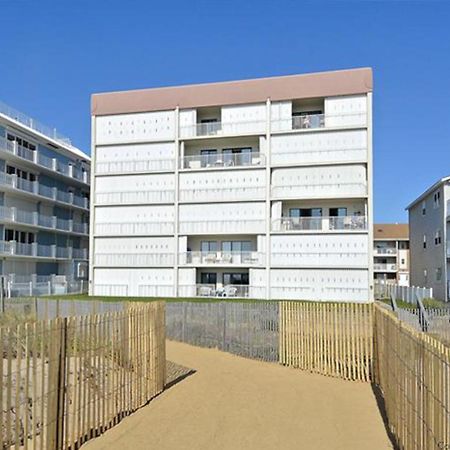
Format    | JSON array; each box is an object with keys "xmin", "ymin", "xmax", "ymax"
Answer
[{"xmin": 406, "ymin": 176, "xmax": 450, "ymax": 210}]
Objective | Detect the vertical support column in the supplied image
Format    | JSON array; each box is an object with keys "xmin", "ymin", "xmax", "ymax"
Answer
[
  {"xmin": 367, "ymin": 92, "xmax": 374, "ymax": 302},
  {"xmin": 88, "ymin": 116, "xmax": 96, "ymax": 296},
  {"xmin": 174, "ymin": 107, "xmax": 180, "ymax": 298},
  {"xmin": 265, "ymin": 98, "xmax": 272, "ymax": 300}
]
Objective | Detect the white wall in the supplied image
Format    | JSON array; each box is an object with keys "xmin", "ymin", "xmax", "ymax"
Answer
[
  {"xmin": 270, "ymin": 101, "xmax": 292, "ymax": 132},
  {"xmin": 221, "ymin": 103, "xmax": 266, "ymax": 134},
  {"xmin": 271, "ymin": 165, "xmax": 367, "ymax": 198},
  {"xmin": 271, "ymin": 130, "xmax": 367, "ymax": 166},
  {"xmin": 324, "ymin": 95, "xmax": 367, "ymax": 127},
  {"xmin": 271, "ymin": 234, "xmax": 369, "ymax": 267},
  {"xmin": 270, "ymin": 268, "xmax": 369, "ymax": 302},
  {"xmin": 179, "ymin": 202, "xmax": 266, "ymax": 234},
  {"xmin": 96, "ymin": 111, "xmax": 176, "ymax": 145}
]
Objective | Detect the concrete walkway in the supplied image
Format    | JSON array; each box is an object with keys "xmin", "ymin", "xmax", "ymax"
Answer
[{"xmin": 83, "ymin": 341, "xmax": 394, "ymax": 450}]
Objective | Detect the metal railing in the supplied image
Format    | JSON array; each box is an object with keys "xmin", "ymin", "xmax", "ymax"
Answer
[
  {"xmin": 180, "ymin": 119, "xmax": 266, "ymax": 138},
  {"xmin": 271, "ymin": 215, "xmax": 367, "ymax": 232},
  {"xmin": 178, "ymin": 284, "xmax": 260, "ymax": 298},
  {"xmin": 0, "ymin": 172, "xmax": 89, "ymax": 209},
  {"xmin": 96, "ymin": 158, "xmax": 175, "ymax": 175},
  {"xmin": 374, "ymin": 282, "xmax": 433, "ymax": 304},
  {"xmin": 0, "ymin": 135, "xmax": 90, "ymax": 184},
  {"xmin": 179, "ymin": 219, "xmax": 265, "ymax": 234},
  {"xmin": 180, "ymin": 152, "xmax": 265, "ymax": 169},
  {"xmin": 373, "ymin": 263, "xmax": 398, "ymax": 271},
  {"xmin": 271, "ymin": 182, "xmax": 368, "ymax": 198},
  {"xmin": 94, "ymin": 253, "xmax": 175, "ymax": 266},
  {"xmin": 179, "ymin": 185, "xmax": 265, "ymax": 202},
  {"xmin": 95, "ymin": 189, "xmax": 175, "ymax": 205},
  {"xmin": 374, "ymin": 247, "xmax": 397, "ymax": 255},
  {"xmin": 95, "ymin": 221, "xmax": 175, "ymax": 236},
  {"xmin": 179, "ymin": 251, "xmax": 264, "ymax": 266},
  {"xmin": 0, "ymin": 240, "xmax": 88, "ymax": 260},
  {"xmin": 0, "ymin": 205, "xmax": 88, "ymax": 234}
]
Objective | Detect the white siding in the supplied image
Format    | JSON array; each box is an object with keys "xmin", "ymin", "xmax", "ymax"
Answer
[
  {"xmin": 96, "ymin": 111, "xmax": 176, "ymax": 145},
  {"xmin": 270, "ymin": 268, "xmax": 369, "ymax": 302},
  {"xmin": 271, "ymin": 130, "xmax": 367, "ymax": 166},
  {"xmin": 324, "ymin": 95, "xmax": 367, "ymax": 127},
  {"xmin": 271, "ymin": 165, "xmax": 367, "ymax": 198},
  {"xmin": 221, "ymin": 103, "xmax": 266, "ymax": 134},
  {"xmin": 270, "ymin": 101, "xmax": 292, "ymax": 132},
  {"xmin": 271, "ymin": 234, "xmax": 369, "ymax": 267}
]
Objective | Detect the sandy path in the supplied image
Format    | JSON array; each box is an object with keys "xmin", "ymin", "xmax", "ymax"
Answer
[{"xmin": 83, "ymin": 340, "xmax": 394, "ymax": 450}]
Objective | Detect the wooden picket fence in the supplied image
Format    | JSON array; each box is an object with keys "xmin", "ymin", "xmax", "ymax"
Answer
[
  {"xmin": 374, "ymin": 303, "xmax": 450, "ymax": 450},
  {"xmin": 279, "ymin": 302, "xmax": 373, "ymax": 381},
  {"xmin": 0, "ymin": 302, "xmax": 165, "ymax": 450}
]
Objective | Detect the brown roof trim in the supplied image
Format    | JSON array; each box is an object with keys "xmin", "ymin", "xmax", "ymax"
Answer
[
  {"xmin": 92, "ymin": 67, "xmax": 373, "ymax": 116},
  {"xmin": 374, "ymin": 224, "xmax": 409, "ymax": 240}
]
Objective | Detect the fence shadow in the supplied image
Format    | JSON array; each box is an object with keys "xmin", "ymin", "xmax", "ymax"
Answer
[
  {"xmin": 165, "ymin": 360, "xmax": 196, "ymax": 390},
  {"xmin": 370, "ymin": 383, "xmax": 400, "ymax": 450}
]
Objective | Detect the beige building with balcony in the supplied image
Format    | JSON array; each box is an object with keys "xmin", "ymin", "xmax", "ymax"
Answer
[
  {"xmin": 90, "ymin": 68, "xmax": 373, "ymax": 301},
  {"xmin": 373, "ymin": 224, "xmax": 409, "ymax": 286}
]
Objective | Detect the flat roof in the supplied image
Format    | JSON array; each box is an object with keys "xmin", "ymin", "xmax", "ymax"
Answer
[
  {"xmin": 406, "ymin": 175, "xmax": 450, "ymax": 210},
  {"xmin": 374, "ymin": 223, "xmax": 409, "ymax": 240},
  {"xmin": 91, "ymin": 67, "xmax": 373, "ymax": 116}
]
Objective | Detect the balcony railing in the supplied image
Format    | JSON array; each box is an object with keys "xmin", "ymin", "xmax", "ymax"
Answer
[
  {"xmin": 0, "ymin": 205, "xmax": 88, "ymax": 235},
  {"xmin": 374, "ymin": 248, "xmax": 397, "ymax": 255},
  {"xmin": 0, "ymin": 135, "xmax": 90, "ymax": 184},
  {"xmin": 94, "ymin": 253, "xmax": 175, "ymax": 266},
  {"xmin": 180, "ymin": 119, "xmax": 266, "ymax": 138},
  {"xmin": 95, "ymin": 189, "xmax": 175, "ymax": 205},
  {"xmin": 179, "ymin": 251, "xmax": 264, "ymax": 266},
  {"xmin": 0, "ymin": 240, "xmax": 88, "ymax": 260},
  {"xmin": 374, "ymin": 263, "xmax": 397, "ymax": 271},
  {"xmin": 0, "ymin": 172, "xmax": 89, "ymax": 209},
  {"xmin": 95, "ymin": 221, "xmax": 175, "ymax": 236},
  {"xmin": 271, "ymin": 216, "xmax": 367, "ymax": 232},
  {"xmin": 271, "ymin": 111, "xmax": 367, "ymax": 132},
  {"xmin": 179, "ymin": 219, "xmax": 265, "ymax": 234},
  {"xmin": 180, "ymin": 152, "xmax": 265, "ymax": 170},
  {"xmin": 95, "ymin": 158, "xmax": 175, "ymax": 175},
  {"xmin": 178, "ymin": 284, "xmax": 264, "ymax": 298},
  {"xmin": 179, "ymin": 186, "xmax": 265, "ymax": 203},
  {"xmin": 271, "ymin": 182, "xmax": 368, "ymax": 199}
]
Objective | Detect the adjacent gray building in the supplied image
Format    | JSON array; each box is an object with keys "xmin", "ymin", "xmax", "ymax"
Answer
[{"xmin": 407, "ymin": 176, "xmax": 450, "ymax": 301}]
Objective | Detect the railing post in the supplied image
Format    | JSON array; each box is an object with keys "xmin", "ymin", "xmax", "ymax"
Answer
[
  {"xmin": 32, "ymin": 211, "xmax": 38, "ymax": 226},
  {"xmin": 31, "ymin": 242, "xmax": 38, "ymax": 257},
  {"xmin": 52, "ymin": 216, "xmax": 57, "ymax": 229},
  {"xmin": 10, "ymin": 206, "xmax": 17, "ymax": 222}
]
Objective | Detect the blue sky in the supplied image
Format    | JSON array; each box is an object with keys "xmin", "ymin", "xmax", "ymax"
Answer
[{"xmin": 1, "ymin": 0, "xmax": 449, "ymax": 223}]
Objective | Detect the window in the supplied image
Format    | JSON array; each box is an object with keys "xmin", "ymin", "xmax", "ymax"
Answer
[
  {"xmin": 398, "ymin": 241, "xmax": 409, "ymax": 250},
  {"xmin": 200, "ymin": 149, "xmax": 217, "ymax": 167},
  {"xmin": 435, "ymin": 229, "xmax": 442, "ymax": 246},
  {"xmin": 329, "ymin": 207, "xmax": 348, "ymax": 217},
  {"xmin": 289, "ymin": 208, "xmax": 322, "ymax": 217},
  {"xmin": 422, "ymin": 200, "xmax": 426, "ymax": 215},
  {"xmin": 200, "ymin": 273, "xmax": 217, "ymax": 285},
  {"xmin": 424, "ymin": 269, "xmax": 428, "ymax": 284},
  {"xmin": 4, "ymin": 229, "xmax": 34, "ymax": 243},
  {"xmin": 221, "ymin": 241, "xmax": 252, "ymax": 254},
  {"xmin": 223, "ymin": 272, "xmax": 249, "ymax": 285},
  {"xmin": 222, "ymin": 147, "xmax": 252, "ymax": 166},
  {"xmin": 401, "ymin": 259, "xmax": 405, "ymax": 265},
  {"xmin": 433, "ymin": 191, "xmax": 441, "ymax": 208},
  {"xmin": 436, "ymin": 268, "xmax": 442, "ymax": 282},
  {"xmin": 423, "ymin": 234, "xmax": 427, "ymax": 249},
  {"xmin": 200, "ymin": 241, "xmax": 218, "ymax": 254}
]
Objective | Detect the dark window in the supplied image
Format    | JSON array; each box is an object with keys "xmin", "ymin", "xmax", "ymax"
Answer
[
  {"xmin": 223, "ymin": 273, "xmax": 249, "ymax": 285},
  {"xmin": 201, "ymin": 272, "xmax": 217, "ymax": 284},
  {"xmin": 329, "ymin": 207, "xmax": 348, "ymax": 217}
]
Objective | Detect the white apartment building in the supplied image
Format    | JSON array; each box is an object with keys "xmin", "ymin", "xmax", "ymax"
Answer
[
  {"xmin": 90, "ymin": 68, "xmax": 373, "ymax": 302},
  {"xmin": 373, "ymin": 224, "xmax": 409, "ymax": 286},
  {"xmin": 407, "ymin": 176, "xmax": 450, "ymax": 301},
  {"xmin": 0, "ymin": 101, "xmax": 90, "ymax": 295}
]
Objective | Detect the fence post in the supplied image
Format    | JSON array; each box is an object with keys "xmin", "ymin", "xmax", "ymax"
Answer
[
  {"xmin": 221, "ymin": 302, "xmax": 227, "ymax": 351},
  {"xmin": 47, "ymin": 317, "xmax": 67, "ymax": 450}
]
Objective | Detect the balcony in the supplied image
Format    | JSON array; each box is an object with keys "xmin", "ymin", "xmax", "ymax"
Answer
[
  {"xmin": 0, "ymin": 172, "xmax": 89, "ymax": 210},
  {"xmin": 180, "ymin": 119, "xmax": 266, "ymax": 139},
  {"xmin": 271, "ymin": 111, "xmax": 367, "ymax": 133},
  {"xmin": 0, "ymin": 135, "xmax": 90, "ymax": 185},
  {"xmin": 180, "ymin": 152, "xmax": 265, "ymax": 170},
  {"xmin": 94, "ymin": 221, "xmax": 175, "ymax": 236},
  {"xmin": 179, "ymin": 219, "xmax": 265, "ymax": 235},
  {"xmin": 179, "ymin": 185, "xmax": 265, "ymax": 203},
  {"xmin": 95, "ymin": 189, "xmax": 175, "ymax": 205},
  {"xmin": 271, "ymin": 216, "xmax": 367, "ymax": 232},
  {"xmin": 0, "ymin": 241, "xmax": 88, "ymax": 260},
  {"xmin": 94, "ymin": 253, "xmax": 175, "ymax": 267},
  {"xmin": 0, "ymin": 205, "xmax": 89, "ymax": 235},
  {"xmin": 374, "ymin": 263, "xmax": 397, "ymax": 272},
  {"xmin": 178, "ymin": 284, "xmax": 265, "ymax": 299},
  {"xmin": 374, "ymin": 248, "xmax": 397, "ymax": 256},
  {"xmin": 179, "ymin": 251, "xmax": 264, "ymax": 266},
  {"xmin": 95, "ymin": 158, "xmax": 175, "ymax": 175}
]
